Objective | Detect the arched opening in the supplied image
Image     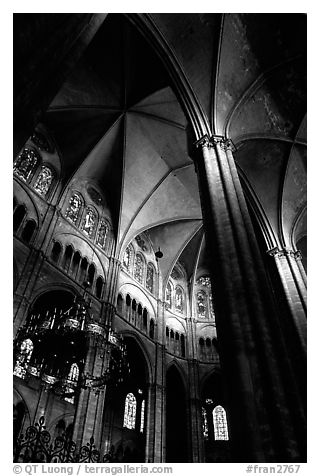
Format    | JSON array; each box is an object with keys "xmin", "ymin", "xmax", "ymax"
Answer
[
  {"xmin": 132, "ymin": 299, "xmax": 137, "ymax": 325},
  {"xmin": 201, "ymin": 373, "xmax": 230, "ymax": 462},
  {"xmin": 63, "ymin": 245, "xmax": 73, "ymax": 271},
  {"xmin": 117, "ymin": 294, "xmax": 124, "ymax": 314},
  {"xmin": 166, "ymin": 365, "xmax": 188, "ymax": 462},
  {"xmin": 142, "ymin": 309, "xmax": 148, "ymax": 332},
  {"xmin": 87, "ymin": 263, "xmax": 95, "ymax": 286},
  {"xmin": 137, "ymin": 303, "xmax": 142, "ymax": 329},
  {"xmin": 96, "ymin": 276, "xmax": 104, "ymax": 299},
  {"xmin": 51, "ymin": 241, "xmax": 62, "ymax": 264},
  {"xmin": 181, "ymin": 334, "xmax": 185, "ymax": 358},
  {"xmin": 79, "ymin": 257, "xmax": 88, "ymax": 284},
  {"xmin": 149, "ymin": 319, "xmax": 155, "ymax": 339},
  {"xmin": 13, "ymin": 205, "xmax": 26, "ymax": 232},
  {"xmin": 71, "ymin": 251, "xmax": 81, "ymax": 277},
  {"xmin": 21, "ymin": 219, "xmax": 36, "ymax": 243},
  {"xmin": 101, "ymin": 336, "xmax": 149, "ymax": 463}
]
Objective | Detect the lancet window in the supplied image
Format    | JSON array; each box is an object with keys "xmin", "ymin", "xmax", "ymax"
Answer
[
  {"xmin": 123, "ymin": 393, "xmax": 137, "ymax": 430},
  {"xmin": 34, "ymin": 166, "xmax": 53, "ymax": 196}
]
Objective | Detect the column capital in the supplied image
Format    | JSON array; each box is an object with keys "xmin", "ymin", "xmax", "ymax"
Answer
[
  {"xmin": 294, "ymin": 250, "xmax": 303, "ymax": 261},
  {"xmin": 266, "ymin": 247, "xmax": 286, "ymax": 258},
  {"xmin": 195, "ymin": 134, "xmax": 236, "ymax": 152}
]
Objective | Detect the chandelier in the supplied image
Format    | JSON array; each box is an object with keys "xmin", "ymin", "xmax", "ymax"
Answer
[{"xmin": 13, "ymin": 292, "xmax": 129, "ymax": 399}]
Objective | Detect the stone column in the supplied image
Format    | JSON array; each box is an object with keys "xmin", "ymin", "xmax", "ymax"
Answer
[
  {"xmin": 73, "ymin": 255, "xmax": 121, "ymax": 450},
  {"xmin": 145, "ymin": 344, "xmax": 166, "ymax": 462},
  {"xmin": 72, "ymin": 333, "xmax": 107, "ymax": 449},
  {"xmin": 295, "ymin": 250, "xmax": 307, "ymax": 288},
  {"xmin": 187, "ymin": 360, "xmax": 204, "ymax": 462},
  {"xmin": 267, "ymin": 247, "xmax": 306, "ymax": 353},
  {"xmin": 193, "ymin": 135, "xmax": 306, "ymax": 462}
]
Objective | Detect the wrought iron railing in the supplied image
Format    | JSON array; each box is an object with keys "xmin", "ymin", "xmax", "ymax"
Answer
[{"xmin": 14, "ymin": 416, "xmax": 112, "ymax": 463}]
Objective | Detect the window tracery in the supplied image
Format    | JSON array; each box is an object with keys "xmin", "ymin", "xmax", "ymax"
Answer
[
  {"xmin": 96, "ymin": 220, "xmax": 109, "ymax": 248},
  {"xmin": 146, "ymin": 263, "xmax": 155, "ymax": 294},
  {"xmin": 213, "ymin": 405, "xmax": 229, "ymax": 440},
  {"xmin": 34, "ymin": 166, "xmax": 53, "ymax": 196},
  {"xmin": 123, "ymin": 246, "xmax": 132, "ymax": 272},
  {"xmin": 13, "ymin": 148, "xmax": 39, "ymax": 182},
  {"xmin": 195, "ymin": 275, "xmax": 215, "ymax": 320},
  {"xmin": 13, "ymin": 339, "xmax": 34, "ymax": 379},
  {"xmin": 65, "ymin": 193, "xmax": 82, "ymax": 224},
  {"xmin": 196, "ymin": 276, "xmax": 211, "ymax": 287},
  {"xmin": 134, "ymin": 254, "xmax": 144, "ymax": 284},
  {"xmin": 34, "ymin": 165, "xmax": 53, "ymax": 196},
  {"xmin": 175, "ymin": 286, "xmax": 184, "ymax": 312},
  {"xmin": 68, "ymin": 363, "xmax": 79, "ymax": 382},
  {"xmin": 123, "ymin": 393, "xmax": 137, "ymax": 430},
  {"xmin": 165, "ymin": 282, "xmax": 173, "ymax": 309},
  {"xmin": 197, "ymin": 290, "xmax": 207, "ymax": 318},
  {"xmin": 81, "ymin": 208, "xmax": 97, "ymax": 238}
]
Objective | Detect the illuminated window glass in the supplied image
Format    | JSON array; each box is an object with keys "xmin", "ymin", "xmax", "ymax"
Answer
[
  {"xmin": 13, "ymin": 339, "xmax": 34, "ymax": 379},
  {"xmin": 213, "ymin": 405, "xmax": 229, "ymax": 440},
  {"xmin": 68, "ymin": 363, "xmax": 79, "ymax": 383},
  {"xmin": 175, "ymin": 286, "xmax": 184, "ymax": 312},
  {"xmin": 196, "ymin": 276, "xmax": 211, "ymax": 288},
  {"xmin": 123, "ymin": 393, "xmax": 137, "ymax": 430},
  {"xmin": 13, "ymin": 148, "xmax": 39, "ymax": 182},
  {"xmin": 209, "ymin": 293, "xmax": 215, "ymax": 319},
  {"xmin": 34, "ymin": 166, "xmax": 53, "ymax": 196},
  {"xmin": 134, "ymin": 254, "xmax": 144, "ymax": 284},
  {"xmin": 123, "ymin": 246, "xmax": 132, "ymax": 272},
  {"xmin": 96, "ymin": 220, "xmax": 109, "ymax": 248},
  {"xmin": 197, "ymin": 290, "xmax": 207, "ymax": 318},
  {"xmin": 81, "ymin": 208, "xmax": 97, "ymax": 238},
  {"xmin": 165, "ymin": 282, "xmax": 172, "ymax": 308},
  {"xmin": 65, "ymin": 193, "xmax": 82, "ymax": 224},
  {"xmin": 202, "ymin": 407, "xmax": 209, "ymax": 440},
  {"xmin": 146, "ymin": 264, "xmax": 155, "ymax": 294},
  {"xmin": 140, "ymin": 400, "xmax": 145, "ymax": 433}
]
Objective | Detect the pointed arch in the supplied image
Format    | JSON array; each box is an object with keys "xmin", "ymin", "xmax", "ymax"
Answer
[{"xmin": 119, "ymin": 331, "xmax": 153, "ymax": 383}]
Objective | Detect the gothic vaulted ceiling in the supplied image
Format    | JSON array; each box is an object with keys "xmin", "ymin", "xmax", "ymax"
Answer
[{"xmin": 40, "ymin": 13, "xmax": 306, "ymax": 287}]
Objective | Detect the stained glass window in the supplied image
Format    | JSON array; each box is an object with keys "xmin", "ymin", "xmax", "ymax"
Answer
[
  {"xmin": 81, "ymin": 208, "xmax": 97, "ymax": 237},
  {"xmin": 202, "ymin": 407, "xmax": 209, "ymax": 440},
  {"xmin": 140, "ymin": 400, "xmax": 145, "ymax": 433},
  {"xmin": 68, "ymin": 363, "xmax": 79, "ymax": 382},
  {"xmin": 13, "ymin": 148, "xmax": 39, "ymax": 182},
  {"xmin": 165, "ymin": 282, "xmax": 172, "ymax": 308},
  {"xmin": 134, "ymin": 254, "xmax": 144, "ymax": 284},
  {"xmin": 65, "ymin": 193, "xmax": 82, "ymax": 224},
  {"xmin": 123, "ymin": 393, "xmax": 137, "ymax": 429},
  {"xmin": 197, "ymin": 290, "xmax": 207, "ymax": 318},
  {"xmin": 123, "ymin": 246, "xmax": 132, "ymax": 272},
  {"xmin": 175, "ymin": 287, "xmax": 183, "ymax": 312},
  {"xmin": 209, "ymin": 293, "xmax": 215, "ymax": 319},
  {"xmin": 97, "ymin": 220, "xmax": 109, "ymax": 248},
  {"xmin": 196, "ymin": 276, "xmax": 211, "ymax": 288},
  {"xmin": 146, "ymin": 264, "xmax": 155, "ymax": 294},
  {"xmin": 34, "ymin": 166, "xmax": 53, "ymax": 196},
  {"xmin": 13, "ymin": 339, "xmax": 34, "ymax": 379},
  {"xmin": 213, "ymin": 405, "xmax": 229, "ymax": 440}
]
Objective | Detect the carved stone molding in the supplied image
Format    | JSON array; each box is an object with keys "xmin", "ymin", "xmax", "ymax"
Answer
[
  {"xmin": 266, "ymin": 247, "xmax": 286, "ymax": 259},
  {"xmin": 195, "ymin": 134, "xmax": 236, "ymax": 152}
]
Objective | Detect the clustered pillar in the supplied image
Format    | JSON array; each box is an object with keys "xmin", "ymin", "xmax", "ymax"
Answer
[{"xmin": 193, "ymin": 135, "xmax": 306, "ymax": 462}]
